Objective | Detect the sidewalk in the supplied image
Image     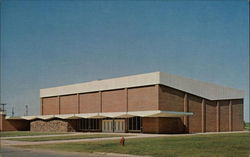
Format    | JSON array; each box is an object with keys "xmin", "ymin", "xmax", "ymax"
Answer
[
  {"xmin": 1, "ymin": 131, "xmax": 248, "ymax": 146},
  {"xmin": 1, "ymin": 132, "xmax": 130, "ymax": 140},
  {"xmin": 1, "ymin": 146, "xmax": 149, "ymax": 157}
]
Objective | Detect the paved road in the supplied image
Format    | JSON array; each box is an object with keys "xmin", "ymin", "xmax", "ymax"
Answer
[
  {"xmin": 0, "ymin": 146, "xmax": 98, "ymax": 157},
  {"xmin": 0, "ymin": 146, "xmax": 144, "ymax": 157}
]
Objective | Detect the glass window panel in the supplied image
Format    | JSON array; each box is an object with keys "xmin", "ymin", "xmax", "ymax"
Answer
[{"xmin": 129, "ymin": 118, "xmax": 132, "ymax": 130}]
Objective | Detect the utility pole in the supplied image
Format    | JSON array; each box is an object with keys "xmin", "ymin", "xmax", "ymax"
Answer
[
  {"xmin": 25, "ymin": 105, "xmax": 28, "ymax": 116},
  {"xmin": 11, "ymin": 104, "xmax": 15, "ymax": 117},
  {"xmin": 0, "ymin": 103, "xmax": 7, "ymax": 112}
]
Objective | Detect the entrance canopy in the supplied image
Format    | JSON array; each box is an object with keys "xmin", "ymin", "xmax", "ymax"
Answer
[{"xmin": 6, "ymin": 110, "xmax": 193, "ymax": 120}]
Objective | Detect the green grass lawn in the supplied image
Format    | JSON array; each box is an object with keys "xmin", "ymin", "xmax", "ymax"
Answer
[
  {"xmin": 7, "ymin": 134, "xmax": 129, "ymax": 142},
  {"xmin": 0, "ymin": 131, "xmax": 69, "ymax": 137},
  {"xmin": 244, "ymin": 122, "xmax": 250, "ymax": 131},
  {"xmin": 18, "ymin": 133, "xmax": 250, "ymax": 157}
]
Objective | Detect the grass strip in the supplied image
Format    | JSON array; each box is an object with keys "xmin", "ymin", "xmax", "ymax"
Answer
[
  {"xmin": 18, "ymin": 133, "xmax": 250, "ymax": 157},
  {"xmin": 7, "ymin": 134, "xmax": 130, "ymax": 142},
  {"xmin": 0, "ymin": 131, "xmax": 69, "ymax": 137}
]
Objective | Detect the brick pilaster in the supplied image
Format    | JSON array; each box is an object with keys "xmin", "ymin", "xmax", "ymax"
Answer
[
  {"xmin": 58, "ymin": 96, "xmax": 60, "ymax": 114},
  {"xmin": 40, "ymin": 98, "xmax": 43, "ymax": 115},
  {"xmin": 201, "ymin": 99, "xmax": 205, "ymax": 133},
  {"xmin": 184, "ymin": 93, "xmax": 188, "ymax": 131},
  {"xmin": 229, "ymin": 100, "xmax": 232, "ymax": 131},
  {"xmin": 77, "ymin": 93, "xmax": 80, "ymax": 114},
  {"xmin": 155, "ymin": 85, "xmax": 159, "ymax": 110},
  {"xmin": 125, "ymin": 88, "xmax": 128, "ymax": 112},
  {"xmin": 99, "ymin": 91, "xmax": 102, "ymax": 113},
  {"xmin": 217, "ymin": 101, "xmax": 220, "ymax": 132}
]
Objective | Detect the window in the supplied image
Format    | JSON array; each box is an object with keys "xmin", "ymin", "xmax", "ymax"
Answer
[
  {"xmin": 128, "ymin": 117, "xmax": 141, "ymax": 131},
  {"xmin": 79, "ymin": 119, "xmax": 100, "ymax": 131}
]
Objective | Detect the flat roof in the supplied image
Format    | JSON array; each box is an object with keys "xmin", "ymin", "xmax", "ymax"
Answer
[{"xmin": 40, "ymin": 72, "xmax": 244, "ymax": 100}]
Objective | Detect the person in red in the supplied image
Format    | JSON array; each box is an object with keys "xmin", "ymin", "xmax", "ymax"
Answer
[{"xmin": 120, "ymin": 136, "xmax": 125, "ymax": 146}]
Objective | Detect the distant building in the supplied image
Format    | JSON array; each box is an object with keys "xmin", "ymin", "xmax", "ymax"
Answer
[{"xmin": 0, "ymin": 72, "xmax": 244, "ymax": 133}]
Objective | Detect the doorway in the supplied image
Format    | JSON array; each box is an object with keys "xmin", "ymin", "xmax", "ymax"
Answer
[{"xmin": 102, "ymin": 119, "xmax": 125, "ymax": 133}]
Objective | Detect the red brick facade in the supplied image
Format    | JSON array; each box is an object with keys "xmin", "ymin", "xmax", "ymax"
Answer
[
  {"xmin": 128, "ymin": 86, "xmax": 158, "ymax": 111},
  {"xmin": 42, "ymin": 96, "xmax": 59, "ymax": 115},
  {"xmin": 79, "ymin": 92, "xmax": 101, "ymax": 113},
  {"xmin": 39, "ymin": 84, "xmax": 244, "ymax": 133},
  {"xmin": 205, "ymin": 100, "xmax": 217, "ymax": 132},
  {"xmin": 188, "ymin": 95, "xmax": 202, "ymax": 133},
  {"xmin": 102, "ymin": 89, "xmax": 127, "ymax": 112},
  {"xmin": 232, "ymin": 99, "xmax": 243, "ymax": 131}
]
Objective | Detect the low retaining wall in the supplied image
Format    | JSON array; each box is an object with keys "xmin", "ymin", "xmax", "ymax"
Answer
[
  {"xmin": 0, "ymin": 113, "xmax": 30, "ymax": 131},
  {"xmin": 142, "ymin": 117, "xmax": 185, "ymax": 133},
  {"xmin": 31, "ymin": 119, "xmax": 77, "ymax": 132}
]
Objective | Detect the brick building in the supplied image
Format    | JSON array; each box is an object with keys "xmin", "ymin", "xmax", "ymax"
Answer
[{"xmin": 0, "ymin": 72, "xmax": 244, "ymax": 133}]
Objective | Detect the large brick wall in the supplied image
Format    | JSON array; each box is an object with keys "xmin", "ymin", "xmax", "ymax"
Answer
[
  {"xmin": 79, "ymin": 92, "xmax": 100, "ymax": 113},
  {"xmin": 232, "ymin": 99, "xmax": 243, "ymax": 131},
  {"xmin": 40, "ymin": 84, "xmax": 244, "ymax": 133},
  {"xmin": 205, "ymin": 100, "xmax": 217, "ymax": 132},
  {"xmin": 60, "ymin": 94, "xmax": 78, "ymax": 114},
  {"xmin": 188, "ymin": 95, "xmax": 202, "ymax": 133},
  {"xmin": 102, "ymin": 89, "xmax": 126, "ymax": 112},
  {"xmin": 219, "ymin": 100, "xmax": 229, "ymax": 132},
  {"xmin": 128, "ymin": 86, "xmax": 158, "ymax": 111},
  {"xmin": 158, "ymin": 117, "xmax": 185, "ymax": 133},
  {"xmin": 31, "ymin": 119, "xmax": 77, "ymax": 132},
  {"xmin": 159, "ymin": 85, "xmax": 185, "ymax": 112},
  {"xmin": 142, "ymin": 117, "xmax": 159, "ymax": 133},
  {"xmin": 42, "ymin": 96, "xmax": 59, "ymax": 115},
  {"xmin": 142, "ymin": 117, "xmax": 185, "ymax": 133}
]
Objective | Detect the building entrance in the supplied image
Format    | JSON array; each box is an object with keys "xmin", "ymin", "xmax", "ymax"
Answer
[
  {"xmin": 102, "ymin": 120, "xmax": 113, "ymax": 132},
  {"xmin": 102, "ymin": 119, "xmax": 125, "ymax": 133},
  {"xmin": 114, "ymin": 119, "xmax": 125, "ymax": 133}
]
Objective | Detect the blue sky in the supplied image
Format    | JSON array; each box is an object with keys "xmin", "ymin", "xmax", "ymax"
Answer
[{"xmin": 1, "ymin": 0, "xmax": 249, "ymax": 121}]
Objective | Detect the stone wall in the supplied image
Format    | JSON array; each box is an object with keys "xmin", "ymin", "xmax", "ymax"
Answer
[{"xmin": 31, "ymin": 119, "xmax": 77, "ymax": 132}]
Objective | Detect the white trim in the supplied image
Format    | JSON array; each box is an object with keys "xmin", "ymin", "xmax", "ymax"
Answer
[
  {"xmin": 5, "ymin": 116, "xmax": 24, "ymax": 120},
  {"xmin": 40, "ymin": 72, "xmax": 243, "ymax": 100},
  {"xmin": 36, "ymin": 115, "xmax": 55, "ymax": 120},
  {"xmin": 20, "ymin": 110, "xmax": 193, "ymax": 120},
  {"xmin": 21, "ymin": 116, "xmax": 37, "ymax": 120}
]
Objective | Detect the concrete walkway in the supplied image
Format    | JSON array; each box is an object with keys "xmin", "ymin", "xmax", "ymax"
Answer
[
  {"xmin": 1, "ymin": 146, "xmax": 149, "ymax": 157},
  {"xmin": 1, "ymin": 132, "xmax": 130, "ymax": 140},
  {"xmin": 1, "ymin": 131, "xmax": 248, "ymax": 146}
]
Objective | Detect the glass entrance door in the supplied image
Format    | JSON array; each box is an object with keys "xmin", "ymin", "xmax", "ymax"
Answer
[
  {"xmin": 102, "ymin": 119, "xmax": 125, "ymax": 132},
  {"xmin": 114, "ymin": 119, "xmax": 125, "ymax": 133},
  {"xmin": 102, "ymin": 120, "xmax": 113, "ymax": 132}
]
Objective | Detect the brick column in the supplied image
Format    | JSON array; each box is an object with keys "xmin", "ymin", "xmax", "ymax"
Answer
[
  {"xmin": 229, "ymin": 100, "xmax": 232, "ymax": 131},
  {"xmin": 99, "ymin": 91, "xmax": 102, "ymax": 112},
  {"xmin": 77, "ymin": 94, "xmax": 80, "ymax": 114},
  {"xmin": 58, "ymin": 96, "xmax": 61, "ymax": 114},
  {"xmin": 40, "ymin": 98, "xmax": 43, "ymax": 115},
  {"xmin": 125, "ymin": 88, "xmax": 128, "ymax": 112},
  {"xmin": 155, "ymin": 85, "xmax": 159, "ymax": 110},
  {"xmin": 201, "ymin": 99, "xmax": 205, "ymax": 133},
  {"xmin": 217, "ymin": 101, "xmax": 220, "ymax": 132},
  {"xmin": 184, "ymin": 93, "xmax": 188, "ymax": 131}
]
